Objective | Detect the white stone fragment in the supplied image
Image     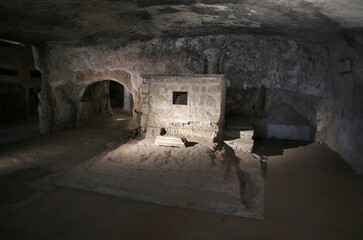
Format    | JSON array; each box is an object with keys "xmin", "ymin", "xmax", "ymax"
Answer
[{"xmin": 155, "ymin": 136, "xmax": 186, "ymax": 148}]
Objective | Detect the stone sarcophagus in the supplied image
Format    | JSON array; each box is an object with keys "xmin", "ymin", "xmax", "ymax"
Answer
[{"xmin": 141, "ymin": 75, "xmax": 226, "ymax": 141}]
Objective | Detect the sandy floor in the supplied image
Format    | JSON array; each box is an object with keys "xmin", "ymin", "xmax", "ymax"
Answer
[
  {"xmin": 0, "ymin": 121, "xmax": 363, "ymax": 239},
  {"xmin": 57, "ymin": 138, "xmax": 263, "ymax": 218},
  {"xmin": 0, "ymin": 117, "xmax": 132, "ymax": 208}
]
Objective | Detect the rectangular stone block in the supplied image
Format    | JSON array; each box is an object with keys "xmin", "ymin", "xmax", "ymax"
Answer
[
  {"xmin": 142, "ymin": 75, "xmax": 226, "ymax": 141},
  {"xmin": 155, "ymin": 136, "xmax": 186, "ymax": 148}
]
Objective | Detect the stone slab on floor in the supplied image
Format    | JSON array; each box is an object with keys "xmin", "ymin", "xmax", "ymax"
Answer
[
  {"xmin": 155, "ymin": 136, "xmax": 186, "ymax": 148},
  {"xmin": 267, "ymin": 124, "xmax": 312, "ymax": 141},
  {"xmin": 56, "ymin": 138, "xmax": 264, "ymax": 219}
]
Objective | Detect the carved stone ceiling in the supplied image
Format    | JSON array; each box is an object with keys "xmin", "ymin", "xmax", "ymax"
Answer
[{"xmin": 0, "ymin": 0, "xmax": 362, "ymax": 45}]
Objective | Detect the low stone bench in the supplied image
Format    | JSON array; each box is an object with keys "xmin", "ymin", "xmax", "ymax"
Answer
[{"xmin": 155, "ymin": 136, "xmax": 186, "ymax": 148}]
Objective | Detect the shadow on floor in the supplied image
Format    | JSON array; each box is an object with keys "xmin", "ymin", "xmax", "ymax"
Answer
[
  {"xmin": 252, "ymin": 139, "xmax": 312, "ymax": 179},
  {"xmin": 252, "ymin": 139, "xmax": 311, "ymax": 157},
  {"xmin": 0, "ymin": 168, "xmax": 52, "ymax": 204},
  {"xmin": 0, "ymin": 117, "xmax": 40, "ymax": 145}
]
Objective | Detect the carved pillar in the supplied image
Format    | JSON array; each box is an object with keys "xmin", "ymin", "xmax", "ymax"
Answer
[{"xmin": 32, "ymin": 45, "xmax": 54, "ymax": 134}]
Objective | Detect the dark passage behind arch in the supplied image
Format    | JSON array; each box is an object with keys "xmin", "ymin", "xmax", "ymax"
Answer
[{"xmin": 80, "ymin": 80, "xmax": 133, "ymax": 123}]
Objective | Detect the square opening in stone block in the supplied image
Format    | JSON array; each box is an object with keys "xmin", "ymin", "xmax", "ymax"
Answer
[{"xmin": 172, "ymin": 91, "xmax": 188, "ymax": 105}]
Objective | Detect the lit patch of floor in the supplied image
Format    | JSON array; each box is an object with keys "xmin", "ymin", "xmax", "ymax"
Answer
[{"xmin": 57, "ymin": 138, "xmax": 264, "ymax": 218}]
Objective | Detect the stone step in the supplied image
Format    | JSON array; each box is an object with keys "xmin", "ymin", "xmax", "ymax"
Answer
[
  {"xmin": 56, "ymin": 169, "xmax": 261, "ymax": 218},
  {"xmin": 88, "ymin": 159, "xmax": 240, "ymax": 196},
  {"xmin": 155, "ymin": 136, "xmax": 186, "ymax": 148}
]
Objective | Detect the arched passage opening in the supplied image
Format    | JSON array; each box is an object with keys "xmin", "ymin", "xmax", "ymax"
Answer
[{"xmin": 79, "ymin": 80, "xmax": 133, "ymax": 126}]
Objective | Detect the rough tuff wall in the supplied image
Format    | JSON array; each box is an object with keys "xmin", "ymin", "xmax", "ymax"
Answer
[
  {"xmin": 327, "ymin": 34, "xmax": 363, "ymax": 174},
  {"xmin": 142, "ymin": 75, "xmax": 226, "ymax": 141},
  {"xmin": 36, "ymin": 34, "xmax": 331, "ymax": 138}
]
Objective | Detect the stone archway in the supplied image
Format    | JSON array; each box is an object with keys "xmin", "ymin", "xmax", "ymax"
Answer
[
  {"xmin": 79, "ymin": 80, "xmax": 132, "ymax": 120},
  {"xmin": 75, "ymin": 69, "xmax": 141, "ymax": 129}
]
